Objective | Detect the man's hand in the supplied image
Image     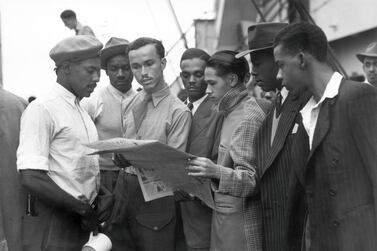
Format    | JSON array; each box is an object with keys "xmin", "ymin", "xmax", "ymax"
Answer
[
  {"xmin": 112, "ymin": 153, "xmax": 132, "ymax": 168},
  {"xmin": 187, "ymin": 157, "xmax": 221, "ymax": 180}
]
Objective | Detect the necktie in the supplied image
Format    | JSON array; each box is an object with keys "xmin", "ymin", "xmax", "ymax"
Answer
[
  {"xmin": 275, "ymin": 92, "xmax": 283, "ymax": 118},
  {"xmin": 132, "ymin": 94, "xmax": 152, "ymax": 133},
  {"xmin": 187, "ymin": 102, "xmax": 194, "ymax": 111}
]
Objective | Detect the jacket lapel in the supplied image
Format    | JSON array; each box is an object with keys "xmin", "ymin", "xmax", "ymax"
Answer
[
  {"xmin": 261, "ymin": 94, "xmax": 300, "ymax": 177},
  {"xmin": 190, "ymin": 97, "xmax": 214, "ymax": 139},
  {"xmin": 307, "ymin": 98, "xmax": 335, "ymax": 162}
]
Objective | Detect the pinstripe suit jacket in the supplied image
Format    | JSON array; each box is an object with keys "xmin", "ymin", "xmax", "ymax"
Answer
[
  {"xmin": 255, "ymin": 91, "xmax": 309, "ymax": 251},
  {"xmin": 290, "ymin": 80, "xmax": 377, "ymax": 251}
]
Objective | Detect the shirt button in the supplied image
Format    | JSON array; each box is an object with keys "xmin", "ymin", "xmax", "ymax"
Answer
[
  {"xmin": 153, "ymin": 226, "xmax": 158, "ymax": 231},
  {"xmin": 332, "ymin": 220, "xmax": 340, "ymax": 227},
  {"xmin": 328, "ymin": 189, "xmax": 336, "ymax": 196}
]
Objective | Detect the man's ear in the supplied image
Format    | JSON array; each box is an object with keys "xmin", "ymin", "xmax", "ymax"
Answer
[
  {"xmin": 62, "ymin": 62, "xmax": 71, "ymax": 75},
  {"xmin": 161, "ymin": 57, "xmax": 167, "ymax": 71},
  {"xmin": 228, "ymin": 73, "xmax": 239, "ymax": 87},
  {"xmin": 298, "ymin": 52, "xmax": 307, "ymax": 70},
  {"xmin": 244, "ymin": 72, "xmax": 251, "ymax": 84}
]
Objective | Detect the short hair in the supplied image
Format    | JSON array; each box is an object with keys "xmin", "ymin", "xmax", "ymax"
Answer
[
  {"xmin": 128, "ymin": 37, "xmax": 165, "ymax": 59},
  {"xmin": 60, "ymin": 9, "xmax": 76, "ymax": 19},
  {"xmin": 274, "ymin": 22, "xmax": 328, "ymax": 62},
  {"xmin": 207, "ymin": 50, "xmax": 249, "ymax": 82},
  {"xmin": 180, "ymin": 48, "xmax": 210, "ymax": 63}
]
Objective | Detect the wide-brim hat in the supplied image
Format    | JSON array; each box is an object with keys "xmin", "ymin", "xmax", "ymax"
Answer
[
  {"xmin": 236, "ymin": 22, "xmax": 288, "ymax": 58},
  {"xmin": 101, "ymin": 37, "xmax": 130, "ymax": 69},
  {"xmin": 356, "ymin": 42, "xmax": 377, "ymax": 62}
]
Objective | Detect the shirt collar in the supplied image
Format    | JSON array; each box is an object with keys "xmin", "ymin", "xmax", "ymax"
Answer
[
  {"xmin": 140, "ymin": 84, "xmax": 170, "ymax": 107},
  {"xmin": 314, "ymin": 71, "xmax": 343, "ymax": 109},
  {"xmin": 279, "ymin": 86, "xmax": 289, "ymax": 104},
  {"xmin": 107, "ymin": 84, "xmax": 136, "ymax": 99},
  {"xmin": 75, "ymin": 22, "xmax": 83, "ymax": 32},
  {"xmin": 51, "ymin": 83, "xmax": 79, "ymax": 108}
]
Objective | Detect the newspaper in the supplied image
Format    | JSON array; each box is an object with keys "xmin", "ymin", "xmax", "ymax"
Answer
[{"xmin": 86, "ymin": 138, "xmax": 215, "ymax": 209}]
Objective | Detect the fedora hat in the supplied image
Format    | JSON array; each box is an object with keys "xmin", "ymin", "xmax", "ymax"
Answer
[
  {"xmin": 356, "ymin": 42, "xmax": 377, "ymax": 62},
  {"xmin": 100, "ymin": 37, "xmax": 130, "ymax": 69},
  {"xmin": 236, "ymin": 22, "xmax": 288, "ymax": 58}
]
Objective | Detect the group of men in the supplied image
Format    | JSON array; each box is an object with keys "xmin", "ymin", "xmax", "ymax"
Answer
[{"xmin": 0, "ymin": 18, "xmax": 376, "ymax": 251}]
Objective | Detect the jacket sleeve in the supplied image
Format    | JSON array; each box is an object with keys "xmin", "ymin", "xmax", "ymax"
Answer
[
  {"xmin": 213, "ymin": 99, "xmax": 266, "ymax": 197},
  {"xmin": 347, "ymin": 85, "xmax": 377, "ymax": 229}
]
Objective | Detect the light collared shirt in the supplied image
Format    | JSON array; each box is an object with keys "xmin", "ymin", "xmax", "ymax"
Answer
[
  {"xmin": 186, "ymin": 94, "xmax": 208, "ymax": 115},
  {"xmin": 17, "ymin": 83, "xmax": 100, "ymax": 203},
  {"xmin": 123, "ymin": 85, "xmax": 191, "ymax": 151},
  {"xmin": 82, "ymin": 85, "xmax": 136, "ymax": 170},
  {"xmin": 300, "ymin": 72, "xmax": 343, "ymax": 149},
  {"xmin": 75, "ymin": 22, "xmax": 95, "ymax": 36}
]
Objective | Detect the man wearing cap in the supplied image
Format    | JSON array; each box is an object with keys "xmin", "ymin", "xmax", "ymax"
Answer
[
  {"xmin": 109, "ymin": 37, "xmax": 191, "ymax": 251},
  {"xmin": 17, "ymin": 35, "xmax": 113, "ymax": 250},
  {"xmin": 60, "ymin": 9, "xmax": 95, "ymax": 36},
  {"xmin": 82, "ymin": 37, "xmax": 136, "ymax": 192},
  {"xmin": 356, "ymin": 42, "xmax": 377, "ymax": 88},
  {"xmin": 179, "ymin": 48, "xmax": 222, "ymax": 251},
  {"xmin": 236, "ymin": 22, "xmax": 310, "ymax": 251}
]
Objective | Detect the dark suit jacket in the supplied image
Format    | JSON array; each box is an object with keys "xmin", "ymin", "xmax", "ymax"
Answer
[
  {"xmin": 0, "ymin": 89, "xmax": 27, "ymax": 251},
  {"xmin": 255, "ymin": 91, "xmax": 309, "ymax": 251},
  {"xmin": 180, "ymin": 96, "xmax": 222, "ymax": 249},
  {"xmin": 290, "ymin": 80, "xmax": 377, "ymax": 251}
]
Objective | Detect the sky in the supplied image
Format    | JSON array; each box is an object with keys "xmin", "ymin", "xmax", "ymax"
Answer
[{"xmin": 0, "ymin": 0, "xmax": 215, "ymax": 99}]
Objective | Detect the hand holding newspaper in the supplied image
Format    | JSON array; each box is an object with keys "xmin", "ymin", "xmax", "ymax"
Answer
[{"xmin": 86, "ymin": 138, "xmax": 215, "ymax": 209}]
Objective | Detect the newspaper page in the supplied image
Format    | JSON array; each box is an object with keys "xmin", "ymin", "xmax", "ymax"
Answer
[{"xmin": 86, "ymin": 138, "xmax": 215, "ymax": 209}]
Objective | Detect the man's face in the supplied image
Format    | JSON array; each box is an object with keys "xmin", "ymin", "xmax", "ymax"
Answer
[
  {"xmin": 129, "ymin": 44, "xmax": 166, "ymax": 94},
  {"xmin": 62, "ymin": 18, "xmax": 76, "ymax": 29},
  {"xmin": 106, "ymin": 54, "xmax": 133, "ymax": 93},
  {"xmin": 362, "ymin": 57, "xmax": 377, "ymax": 87},
  {"xmin": 68, "ymin": 57, "xmax": 101, "ymax": 99},
  {"xmin": 204, "ymin": 67, "xmax": 231, "ymax": 101},
  {"xmin": 274, "ymin": 44, "xmax": 306, "ymax": 92},
  {"xmin": 180, "ymin": 58, "xmax": 207, "ymax": 101},
  {"xmin": 250, "ymin": 50, "xmax": 280, "ymax": 92}
]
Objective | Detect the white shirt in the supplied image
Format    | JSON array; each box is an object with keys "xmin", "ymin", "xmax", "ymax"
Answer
[
  {"xmin": 17, "ymin": 83, "xmax": 100, "ymax": 203},
  {"xmin": 82, "ymin": 85, "xmax": 136, "ymax": 170},
  {"xmin": 300, "ymin": 72, "xmax": 343, "ymax": 149},
  {"xmin": 186, "ymin": 94, "xmax": 208, "ymax": 115}
]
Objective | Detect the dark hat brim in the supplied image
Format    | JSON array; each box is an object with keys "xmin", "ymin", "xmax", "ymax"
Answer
[
  {"xmin": 356, "ymin": 53, "xmax": 377, "ymax": 63},
  {"xmin": 235, "ymin": 45, "xmax": 273, "ymax": 58},
  {"xmin": 100, "ymin": 44, "xmax": 129, "ymax": 69}
]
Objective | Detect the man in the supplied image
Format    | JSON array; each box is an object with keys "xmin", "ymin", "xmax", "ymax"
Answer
[
  {"xmin": 0, "ymin": 89, "xmax": 27, "ymax": 251},
  {"xmin": 356, "ymin": 42, "xmax": 377, "ymax": 87},
  {"xmin": 60, "ymin": 9, "xmax": 95, "ymax": 36},
  {"xmin": 236, "ymin": 22, "xmax": 309, "ymax": 251},
  {"xmin": 17, "ymin": 35, "xmax": 113, "ymax": 250},
  {"xmin": 179, "ymin": 48, "xmax": 221, "ymax": 251},
  {"xmin": 109, "ymin": 37, "xmax": 191, "ymax": 251},
  {"xmin": 188, "ymin": 50, "xmax": 269, "ymax": 251},
  {"xmin": 82, "ymin": 37, "xmax": 135, "ymax": 192},
  {"xmin": 274, "ymin": 22, "xmax": 377, "ymax": 251}
]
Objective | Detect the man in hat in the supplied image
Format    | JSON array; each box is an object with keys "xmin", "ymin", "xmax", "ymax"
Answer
[
  {"xmin": 274, "ymin": 22, "xmax": 377, "ymax": 251},
  {"xmin": 178, "ymin": 48, "xmax": 222, "ymax": 251},
  {"xmin": 109, "ymin": 37, "xmax": 191, "ymax": 251},
  {"xmin": 60, "ymin": 9, "xmax": 95, "ymax": 36},
  {"xmin": 356, "ymin": 42, "xmax": 377, "ymax": 87},
  {"xmin": 82, "ymin": 37, "xmax": 136, "ymax": 192},
  {"xmin": 17, "ymin": 35, "xmax": 113, "ymax": 250},
  {"xmin": 236, "ymin": 22, "xmax": 310, "ymax": 251}
]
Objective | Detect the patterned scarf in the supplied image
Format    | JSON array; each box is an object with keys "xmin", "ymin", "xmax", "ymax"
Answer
[{"xmin": 217, "ymin": 83, "xmax": 248, "ymax": 115}]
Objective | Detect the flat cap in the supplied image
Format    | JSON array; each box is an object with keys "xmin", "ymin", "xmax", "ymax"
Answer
[
  {"xmin": 100, "ymin": 37, "xmax": 130, "ymax": 69},
  {"xmin": 49, "ymin": 35, "xmax": 103, "ymax": 66}
]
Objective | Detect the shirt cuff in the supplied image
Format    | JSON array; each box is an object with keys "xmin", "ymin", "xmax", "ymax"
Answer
[{"xmin": 17, "ymin": 155, "xmax": 49, "ymax": 172}]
